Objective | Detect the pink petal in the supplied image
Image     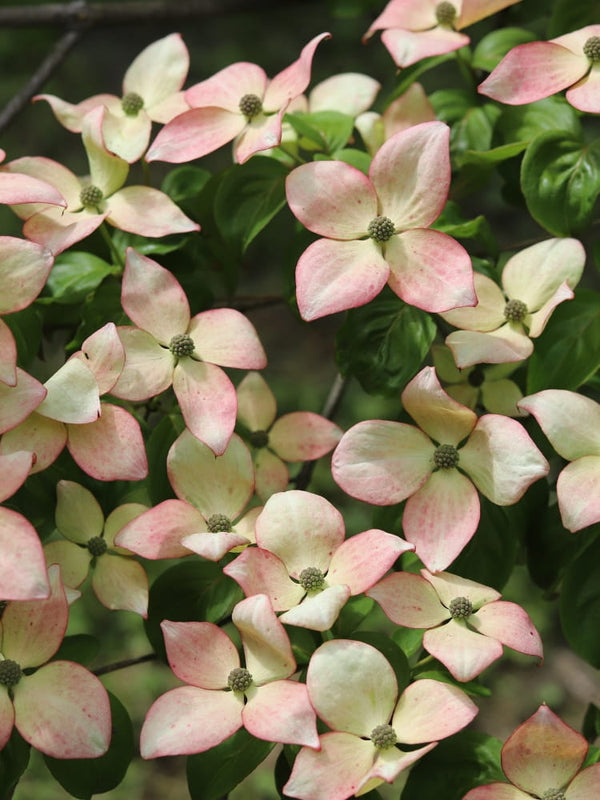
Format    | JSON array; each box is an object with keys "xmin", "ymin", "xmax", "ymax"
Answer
[
  {"xmin": 167, "ymin": 429, "xmax": 254, "ymax": 519},
  {"xmin": 56, "ymin": 479, "xmax": 104, "ymax": 543},
  {"xmin": 365, "ymin": 0, "xmax": 437, "ymax": 35},
  {"xmin": 0, "ymin": 237, "xmax": 54, "ymax": 314},
  {"xmin": 123, "ymin": 33, "xmax": 189, "ymax": 108},
  {"xmin": 0, "ymin": 412, "xmax": 66, "ymax": 473},
  {"xmin": 37, "ymin": 358, "xmax": 100, "ymax": 424},
  {"xmin": 67, "ymin": 402, "xmax": 148, "ymax": 481},
  {"xmin": 308, "ymin": 72, "xmax": 381, "ymax": 116},
  {"xmin": 445, "ymin": 325, "xmax": 533, "ymax": 369},
  {"xmin": 122, "ymin": 249, "xmax": 190, "ymax": 341},
  {"xmin": 332, "ymin": 420, "xmax": 433, "ymax": 505},
  {"xmin": 0, "ymin": 319, "xmax": 17, "ymax": 386},
  {"xmin": 0, "ymin": 690, "xmax": 15, "ymax": 751},
  {"xmin": 264, "ymin": 32, "xmax": 331, "ymax": 110},
  {"xmin": 103, "ymin": 502, "xmax": 163, "ymax": 551},
  {"xmin": 441, "ymin": 272, "xmax": 507, "ymax": 332},
  {"xmin": 423, "ymin": 569, "xmax": 501, "ymax": 609},
  {"xmin": 32, "ymin": 93, "xmax": 117, "ymax": 133},
  {"xmin": 81, "ymin": 106, "xmax": 129, "ymax": 197},
  {"xmin": 381, "ymin": 27, "xmax": 470, "ymax": 68},
  {"xmin": 44, "ymin": 540, "xmax": 91, "ymax": 588},
  {"xmin": 75, "ymin": 322, "xmax": 125, "ymax": 394},
  {"xmin": 286, "ymin": 160, "xmax": 377, "ymax": 238},
  {"xmin": 233, "ymin": 594, "xmax": 296, "ymax": 682},
  {"xmin": 244, "ymin": 680, "xmax": 319, "ymax": 747},
  {"xmin": 14, "ymin": 661, "xmax": 111, "ymax": 758},
  {"xmin": 269, "ymin": 412, "xmax": 342, "ymax": 461},
  {"xmin": 359, "ymin": 743, "xmax": 438, "ymax": 795},
  {"xmin": 307, "ymin": 639, "xmax": 397, "ymax": 736},
  {"xmin": 556, "ymin": 456, "xmax": 600, "ymax": 532},
  {"xmin": 327, "ymin": 529, "xmax": 414, "ymax": 594},
  {"xmin": 403, "ymin": 469, "xmax": 481, "ymax": 571},
  {"xmin": 161, "ymin": 620, "xmax": 238, "ymax": 687},
  {"xmin": 386, "ymin": 228, "xmax": 475, "ymax": 312},
  {"xmin": 370, "ymin": 121, "xmax": 451, "ymax": 228},
  {"xmin": 566, "ymin": 64, "xmax": 600, "ymax": 113},
  {"xmin": 424, "ymin": 620, "xmax": 503, "ymax": 681},
  {"xmin": 115, "ymin": 499, "xmax": 202, "ymax": 559},
  {"xmin": 526, "ymin": 281, "xmax": 574, "ymax": 339},
  {"xmin": 92, "ymin": 554, "xmax": 148, "ymax": 616},
  {"xmin": 463, "ymin": 785, "xmax": 530, "ymax": 800},
  {"xmin": 284, "ymin": 731, "xmax": 375, "ymax": 800},
  {"xmin": 186, "ymin": 62, "xmax": 267, "ymax": 111},
  {"xmin": 146, "ymin": 106, "xmax": 246, "ymax": 163},
  {"xmin": 296, "ymin": 237, "xmax": 390, "ymax": 321},
  {"xmin": 0, "ymin": 450, "xmax": 34, "ymax": 502},
  {"xmin": 0, "ymin": 368, "xmax": 46, "ymax": 433},
  {"xmin": 255, "ymin": 490, "xmax": 344, "ymax": 576},
  {"xmin": 518, "ymin": 390, "xmax": 600, "ymax": 461},
  {"xmin": 110, "ymin": 326, "xmax": 174, "ymax": 401},
  {"xmin": 471, "ymin": 600, "xmax": 543, "ymax": 658},
  {"xmin": 141, "ymin": 686, "xmax": 242, "ymax": 758},
  {"xmin": 367, "ymin": 571, "xmax": 449, "ymax": 628},
  {"xmin": 23, "ymin": 206, "xmax": 105, "ymax": 256},
  {"xmin": 234, "ymin": 110, "xmax": 287, "ymax": 164},
  {"xmin": 567, "ymin": 763, "xmax": 600, "ymax": 799},
  {"xmin": 501, "ymin": 704, "xmax": 587, "ymax": 795},
  {"xmin": 478, "ymin": 42, "xmax": 587, "ymax": 105},
  {"xmin": 187, "ymin": 308, "xmax": 267, "ymax": 369},
  {"xmin": 173, "ymin": 359, "xmax": 237, "ymax": 455},
  {"xmin": 108, "ymin": 185, "xmax": 199, "ymax": 237},
  {"xmin": 278, "ymin": 584, "xmax": 351, "ymax": 631},
  {"xmin": 4, "ymin": 155, "xmax": 80, "ymax": 215},
  {"xmin": 0, "ymin": 169, "xmax": 65, "ymax": 206},
  {"xmin": 101, "ymin": 109, "xmax": 152, "ymax": 163},
  {"xmin": 402, "ymin": 366, "xmax": 477, "ymax": 445},
  {"xmin": 392, "ymin": 678, "xmax": 478, "ymax": 742},
  {"xmin": 236, "ymin": 371, "xmax": 277, "ymax": 431},
  {"xmin": 182, "ymin": 531, "xmax": 250, "ymax": 561},
  {"xmin": 459, "ymin": 0, "xmax": 523, "ymax": 28},
  {"xmin": 223, "ymin": 548, "xmax": 305, "ymax": 612},
  {"xmin": 254, "ymin": 448, "xmax": 290, "ymax": 501},
  {"xmin": 459, "ymin": 414, "xmax": 549, "ymax": 505},
  {"xmin": 0, "ymin": 507, "xmax": 50, "ymax": 601}
]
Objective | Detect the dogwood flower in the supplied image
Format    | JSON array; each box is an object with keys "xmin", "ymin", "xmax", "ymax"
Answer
[
  {"xmin": 364, "ymin": 0, "xmax": 522, "ymax": 68},
  {"xmin": 286, "ymin": 121, "xmax": 475, "ymax": 321},
  {"xmin": 0, "ymin": 565, "xmax": 111, "ymax": 758},
  {"xmin": 355, "ymin": 83, "xmax": 436, "ymax": 155},
  {"xmin": 35, "ymin": 33, "xmax": 190, "ymax": 162},
  {"xmin": 236, "ymin": 371, "xmax": 343, "ymax": 500},
  {"xmin": 110, "ymin": 248, "xmax": 266, "ymax": 455},
  {"xmin": 146, "ymin": 32, "xmax": 330, "ymax": 165},
  {"xmin": 518, "ymin": 390, "xmax": 600, "ymax": 532},
  {"xmin": 284, "ymin": 639, "xmax": 478, "ymax": 800},
  {"xmin": 440, "ymin": 238, "xmax": 585, "ymax": 368},
  {"xmin": 5, "ymin": 106, "xmax": 199, "ymax": 254},
  {"xmin": 44, "ymin": 480, "xmax": 149, "ymax": 616},
  {"xmin": 224, "ymin": 490, "xmax": 413, "ymax": 631},
  {"xmin": 463, "ymin": 704, "xmax": 600, "ymax": 799},
  {"xmin": 140, "ymin": 594, "xmax": 319, "ymax": 758},
  {"xmin": 368, "ymin": 569, "xmax": 542, "ymax": 681},
  {"xmin": 332, "ymin": 366, "xmax": 549, "ymax": 571},
  {"xmin": 478, "ymin": 24, "xmax": 600, "ymax": 113},
  {"xmin": 116, "ymin": 429, "xmax": 259, "ymax": 562}
]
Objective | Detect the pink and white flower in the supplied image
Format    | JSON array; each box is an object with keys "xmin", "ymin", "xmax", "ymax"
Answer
[
  {"xmin": 285, "ymin": 121, "xmax": 475, "ymax": 321},
  {"xmin": 332, "ymin": 366, "xmax": 549, "ymax": 571},
  {"xmin": 518, "ymin": 389, "xmax": 600, "ymax": 532},
  {"xmin": 368, "ymin": 569, "xmax": 542, "ymax": 681},
  {"xmin": 478, "ymin": 25, "xmax": 600, "ymax": 113},
  {"xmin": 140, "ymin": 594, "xmax": 319, "ymax": 758}
]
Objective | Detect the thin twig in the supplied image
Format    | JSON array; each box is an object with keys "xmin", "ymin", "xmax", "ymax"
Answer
[{"xmin": 93, "ymin": 652, "xmax": 156, "ymax": 676}]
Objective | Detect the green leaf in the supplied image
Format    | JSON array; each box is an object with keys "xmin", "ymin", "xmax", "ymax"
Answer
[
  {"xmin": 329, "ymin": 147, "xmax": 372, "ymax": 174},
  {"xmin": 433, "ymin": 200, "xmax": 498, "ymax": 254},
  {"xmin": 2, "ymin": 305, "xmax": 43, "ymax": 371},
  {"xmin": 67, "ymin": 276, "xmax": 124, "ymax": 351},
  {"xmin": 583, "ymin": 702, "xmax": 600, "ymax": 743},
  {"xmin": 402, "ymin": 731, "xmax": 505, "ymax": 800},
  {"xmin": 391, "ymin": 626, "xmax": 424, "ymax": 659},
  {"xmin": 350, "ymin": 631, "xmax": 411, "ymax": 693},
  {"xmin": 450, "ymin": 105, "xmax": 501, "ymax": 159},
  {"xmin": 43, "ymin": 691, "xmax": 134, "ymax": 799},
  {"xmin": 146, "ymin": 415, "xmax": 182, "ymax": 505},
  {"xmin": 111, "ymin": 229, "xmax": 192, "ymax": 257},
  {"xmin": 214, "ymin": 156, "xmax": 288, "ymax": 251},
  {"xmin": 0, "ymin": 729, "xmax": 30, "ymax": 800},
  {"xmin": 161, "ymin": 164, "xmax": 212, "ymax": 204},
  {"xmin": 527, "ymin": 289, "xmax": 600, "ymax": 392},
  {"xmin": 336, "ymin": 292, "xmax": 436, "ymax": 396},
  {"xmin": 187, "ymin": 727, "xmax": 275, "ymax": 800},
  {"xmin": 52, "ymin": 634, "xmax": 100, "ymax": 666},
  {"xmin": 520, "ymin": 131, "xmax": 600, "ymax": 235},
  {"xmin": 39, "ymin": 251, "xmax": 118, "ymax": 305},
  {"xmin": 472, "ymin": 27, "xmax": 537, "ymax": 72},
  {"xmin": 332, "ymin": 594, "xmax": 374, "ymax": 637},
  {"xmin": 560, "ymin": 529, "xmax": 600, "ymax": 667},
  {"xmin": 387, "ymin": 52, "xmax": 457, "ymax": 100},
  {"xmin": 144, "ymin": 560, "xmax": 243, "ymax": 659},
  {"xmin": 497, "ymin": 96, "xmax": 582, "ymax": 144},
  {"xmin": 413, "ymin": 668, "xmax": 491, "ymax": 697}
]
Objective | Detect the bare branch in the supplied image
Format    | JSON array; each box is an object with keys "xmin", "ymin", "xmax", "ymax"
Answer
[{"xmin": 93, "ymin": 652, "xmax": 157, "ymax": 676}]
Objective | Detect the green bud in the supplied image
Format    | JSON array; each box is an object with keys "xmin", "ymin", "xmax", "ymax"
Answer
[
  {"xmin": 367, "ymin": 215, "xmax": 395, "ymax": 243},
  {"xmin": 540, "ymin": 790, "xmax": 566, "ymax": 800},
  {"xmin": 227, "ymin": 667, "xmax": 253, "ymax": 692},
  {"xmin": 87, "ymin": 535, "xmax": 107, "ymax": 557},
  {"xmin": 121, "ymin": 91, "xmax": 144, "ymax": 116},
  {"xmin": 79, "ymin": 185, "xmax": 104, "ymax": 209},
  {"xmin": 249, "ymin": 430, "xmax": 270, "ymax": 449},
  {"xmin": 207, "ymin": 514, "xmax": 233, "ymax": 533},
  {"xmin": 169, "ymin": 333, "xmax": 195, "ymax": 357},
  {"xmin": 435, "ymin": 1, "xmax": 458, "ymax": 26},
  {"xmin": 433, "ymin": 443, "xmax": 459, "ymax": 470},
  {"xmin": 239, "ymin": 93, "xmax": 263, "ymax": 120},
  {"xmin": 449, "ymin": 596, "xmax": 473, "ymax": 619},
  {"xmin": 299, "ymin": 566, "xmax": 326, "ymax": 592},
  {"xmin": 583, "ymin": 36, "xmax": 600, "ymax": 63},
  {"xmin": 370, "ymin": 723, "xmax": 398, "ymax": 750},
  {"xmin": 0, "ymin": 659, "xmax": 23, "ymax": 687},
  {"xmin": 504, "ymin": 299, "xmax": 528, "ymax": 323}
]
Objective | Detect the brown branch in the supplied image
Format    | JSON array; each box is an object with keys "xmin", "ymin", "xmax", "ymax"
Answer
[{"xmin": 93, "ymin": 652, "xmax": 156, "ymax": 676}]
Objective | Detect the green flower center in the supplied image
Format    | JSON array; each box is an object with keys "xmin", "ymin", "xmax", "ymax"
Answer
[
  {"xmin": 249, "ymin": 430, "xmax": 270, "ymax": 449},
  {"xmin": 239, "ymin": 93, "xmax": 263, "ymax": 120},
  {"xmin": 79, "ymin": 185, "xmax": 104, "ymax": 208},
  {"xmin": 367, "ymin": 215, "xmax": 395, "ymax": 243},
  {"xmin": 540, "ymin": 790, "xmax": 566, "ymax": 800},
  {"xmin": 583, "ymin": 36, "xmax": 600, "ymax": 63},
  {"xmin": 433, "ymin": 443, "xmax": 459, "ymax": 470},
  {"xmin": 0, "ymin": 659, "xmax": 23, "ymax": 687},
  {"xmin": 228, "ymin": 667, "xmax": 253, "ymax": 692},
  {"xmin": 504, "ymin": 299, "xmax": 528, "ymax": 323},
  {"xmin": 121, "ymin": 91, "xmax": 144, "ymax": 116},
  {"xmin": 87, "ymin": 535, "xmax": 107, "ymax": 557},
  {"xmin": 467, "ymin": 367, "xmax": 485, "ymax": 388},
  {"xmin": 207, "ymin": 514, "xmax": 233, "ymax": 533},
  {"xmin": 435, "ymin": 1, "xmax": 458, "ymax": 26},
  {"xmin": 169, "ymin": 333, "xmax": 195, "ymax": 357},
  {"xmin": 449, "ymin": 596, "xmax": 473, "ymax": 619},
  {"xmin": 370, "ymin": 723, "xmax": 398, "ymax": 750},
  {"xmin": 299, "ymin": 566, "xmax": 326, "ymax": 592}
]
